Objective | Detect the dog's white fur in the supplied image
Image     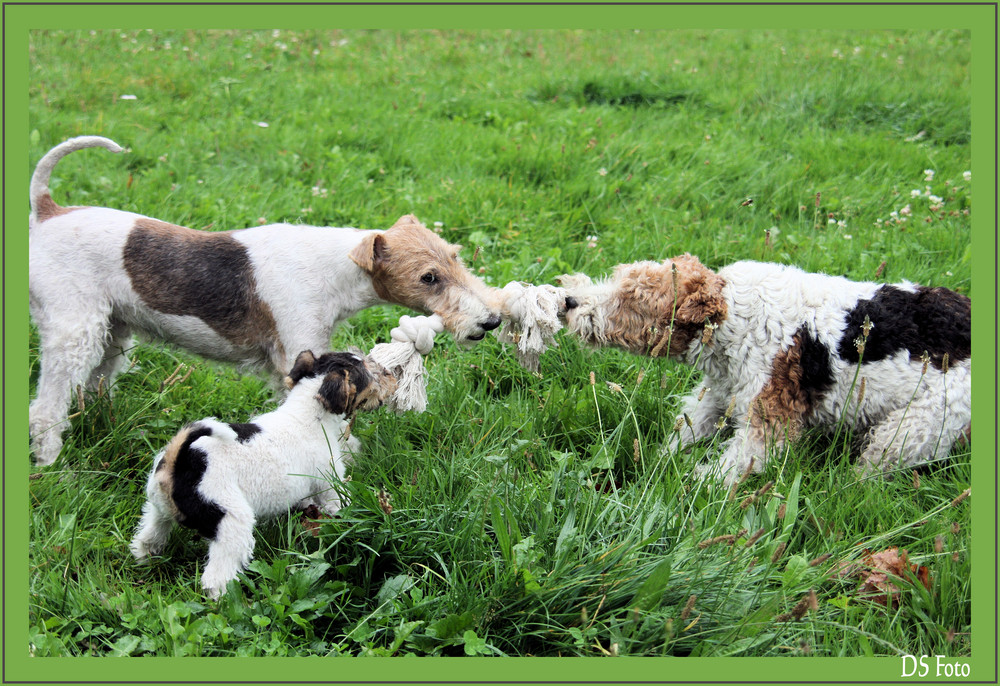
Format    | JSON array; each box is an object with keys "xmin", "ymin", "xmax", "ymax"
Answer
[
  {"xmin": 130, "ymin": 351, "xmax": 394, "ymax": 599},
  {"xmin": 29, "ymin": 136, "xmax": 500, "ymax": 466},
  {"xmin": 563, "ymin": 257, "xmax": 972, "ymax": 486}
]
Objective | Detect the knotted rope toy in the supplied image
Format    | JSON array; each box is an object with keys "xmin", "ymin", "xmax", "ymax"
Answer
[
  {"xmin": 367, "ymin": 314, "xmax": 444, "ymax": 413},
  {"xmin": 493, "ymin": 282, "xmax": 568, "ymax": 372}
]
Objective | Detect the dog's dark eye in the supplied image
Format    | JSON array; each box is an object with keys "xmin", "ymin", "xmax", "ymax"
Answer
[{"xmin": 421, "ymin": 273, "xmax": 437, "ymax": 285}]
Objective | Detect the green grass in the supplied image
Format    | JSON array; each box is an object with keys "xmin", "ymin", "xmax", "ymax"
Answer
[{"xmin": 27, "ymin": 29, "xmax": 972, "ymax": 659}]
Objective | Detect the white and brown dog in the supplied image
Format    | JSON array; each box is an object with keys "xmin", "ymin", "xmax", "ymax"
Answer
[
  {"xmin": 28, "ymin": 136, "xmax": 501, "ymax": 466},
  {"xmin": 561, "ymin": 256, "xmax": 972, "ymax": 485},
  {"xmin": 130, "ymin": 350, "xmax": 395, "ymax": 599}
]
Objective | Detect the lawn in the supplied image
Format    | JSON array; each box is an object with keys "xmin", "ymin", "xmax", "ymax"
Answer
[{"xmin": 22, "ymin": 27, "xmax": 977, "ymax": 672}]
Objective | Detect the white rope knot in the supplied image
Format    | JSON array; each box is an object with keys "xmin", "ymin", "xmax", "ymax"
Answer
[
  {"xmin": 368, "ymin": 314, "xmax": 444, "ymax": 414},
  {"xmin": 494, "ymin": 281, "xmax": 567, "ymax": 372}
]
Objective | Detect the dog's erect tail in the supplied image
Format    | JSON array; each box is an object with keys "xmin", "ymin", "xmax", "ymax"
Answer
[{"xmin": 29, "ymin": 135, "xmax": 124, "ymax": 222}]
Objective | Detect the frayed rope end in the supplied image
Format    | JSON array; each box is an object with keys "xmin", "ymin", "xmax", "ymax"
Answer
[
  {"xmin": 494, "ymin": 281, "xmax": 566, "ymax": 372},
  {"xmin": 368, "ymin": 314, "xmax": 444, "ymax": 413}
]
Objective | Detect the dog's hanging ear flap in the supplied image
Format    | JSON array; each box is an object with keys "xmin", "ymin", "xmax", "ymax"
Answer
[
  {"xmin": 317, "ymin": 369, "xmax": 355, "ymax": 415},
  {"xmin": 284, "ymin": 350, "xmax": 317, "ymax": 389},
  {"xmin": 672, "ymin": 255, "xmax": 728, "ymax": 325},
  {"xmin": 349, "ymin": 232, "xmax": 387, "ymax": 274}
]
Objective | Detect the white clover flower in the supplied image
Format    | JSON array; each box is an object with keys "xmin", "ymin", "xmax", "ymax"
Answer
[
  {"xmin": 900, "ymin": 204, "xmax": 912, "ymax": 216},
  {"xmin": 256, "ymin": 121, "xmax": 269, "ymax": 128},
  {"xmin": 963, "ymin": 171, "xmax": 971, "ymax": 182},
  {"xmin": 597, "ymin": 167, "xmax": 608, "ymax": 176},
  {"xmin": 837, "ymin": 219, "xmax": 847, "ymax": 229},
  {"xmin": 923, "ymin": 169, "xmax": 935, "ymax": 182},
  {"xmin": 843, "ymin": 234, "xmax": 853, "ymax": 240},
  {"xmin": 120, "ymin": 94, "xmax": 137, "ymax": 100},
  {"xmin": 910, "ymin": 189, "xmax": 922, "ymax": 198},
  {"xmin": 928, "ymin": 194, "xmax": 943, "ymax": 204}
]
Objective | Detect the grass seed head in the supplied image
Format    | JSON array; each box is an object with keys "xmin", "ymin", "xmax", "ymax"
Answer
[
  {"xmin": 377, "ymin": 489, "xmax": 393, "ymax": 515},
  {"xmin": 724, "ymin": 396, "xmax": 737, "ymax": 418},
  {"xmin": 949, "ymin": 488, "xmax": 970, "ymax": 507},
  {"xmin": 934, "ymin": 535, "xmax": 944, "ymax": 554},
  {"xmin": 808, "ymin": 553, "xmax": 831, "ymax": 567},
  {"xmin": 857, "ymin": 377, "xmax": 866, "ymax": 405},
  {"xmin": 589, "ymin": 371, "xmax": 596, "ymax": 386},
  {"xmin": 771, "ymin": 542, "xmax": 786, "ymax": 563},
  {"xmin": 680, "ymin": 594, "xmax": 697, "ymax": 621},
  {"xmin": 744, "ymin": 527, "xmax": 767, "ymax": 547}
]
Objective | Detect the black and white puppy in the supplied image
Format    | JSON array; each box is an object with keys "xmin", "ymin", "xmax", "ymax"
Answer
[{"xmin": 130, "ymin": 351, "xmax": 396, "ymax": 599}]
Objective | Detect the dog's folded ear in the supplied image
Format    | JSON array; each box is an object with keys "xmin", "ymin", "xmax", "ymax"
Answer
[
  {"xmin": 284, "ymin": 350, "xmax": 318, "ymax": 389},
  {"xmin": 316, "ymin": 369, "xmax": 355, "ymax": 415},
  {"xmin": 349, "ymin": 232, "xmax": 387, "ymax": 274},
  {"xmin": 671, "ymin": 255, "xmax": 728, "ymax": 326}
]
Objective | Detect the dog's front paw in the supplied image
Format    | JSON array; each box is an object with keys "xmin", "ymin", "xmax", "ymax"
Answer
[{"xmin": 694, "ymin": 440, "xmax": 764, "ymax": 487}]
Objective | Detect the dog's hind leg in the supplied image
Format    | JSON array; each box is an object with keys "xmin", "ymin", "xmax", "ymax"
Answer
[
  {"xmin": 130, "ymin": 499, "xmax": 176, "ymax": 561},
  {"xmin": 200, "ymin": 499, "xmax": 256, "ymax": 600},
  {"xmin": 29, "ymin": 307, "xmax": 116, "ymax": 466},
  {"xmin": 856, "ymin": 364, "xmax": 972, "ymax": 476},
  {"xmin": 86, "ymin": 319, "xmax": 133, "ymax": 395}
]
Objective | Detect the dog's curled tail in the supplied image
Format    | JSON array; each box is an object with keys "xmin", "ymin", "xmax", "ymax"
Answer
[{"xmin": 30, "ymin": 135, "xmax": 124, "ymax": 222}]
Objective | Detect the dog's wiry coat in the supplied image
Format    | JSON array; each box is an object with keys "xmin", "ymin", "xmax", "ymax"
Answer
[
  {"xmin": 28, "ymin": 136, "xmax": 500, "ymax": 466},
  {"xmin": 562, "ymin": 256, "xmax": 971, "ymax": 485},
  {"xmin": 130, "ymin": 351, "xmax": 396, "ymax": 599}
]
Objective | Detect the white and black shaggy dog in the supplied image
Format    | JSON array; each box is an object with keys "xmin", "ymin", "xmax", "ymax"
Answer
[
  {"xmin": 561, "ymin": 255, "xmax": 971, "ymax": 485},
  {"xmin": 29, "ymin": 136, "xmax": 500, "ymax": 466},
  {"xmin": 130, "ymin": 350, "xmax": 396, "ymax": 599}
]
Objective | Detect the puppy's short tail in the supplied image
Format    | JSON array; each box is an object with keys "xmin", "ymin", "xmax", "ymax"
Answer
[{"xmin": 30, "ymin": 135, "xmax": 124, "ymax": 222}]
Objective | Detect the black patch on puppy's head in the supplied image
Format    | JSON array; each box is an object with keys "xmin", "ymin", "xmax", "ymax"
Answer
[
  {"xmin": 284, "ymin": 350, "xmax": 318, "ymax": 389},
  {"xmin": 314, "ymin": 354, "xmax": 373, "ymax": 416}
]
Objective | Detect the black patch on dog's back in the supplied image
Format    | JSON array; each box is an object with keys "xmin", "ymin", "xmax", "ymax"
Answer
[
  {"xmin": 171, "ymin": 425, "xmax": 226, "ymax": 540},
  {"xmin": 837, "ymin": 285, "xmax": 971, "ymax": 370},
  {"xmin": 797, "ymin": 326, "xmax": 834, "ymax": 404},
  {"xmin": 228, "ymin": 422, "xmax": 262, "ymax": 443}
]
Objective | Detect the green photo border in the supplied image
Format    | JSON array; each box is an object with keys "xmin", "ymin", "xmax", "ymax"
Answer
[{"xmin": 4, "ymin": 3, "xmax": 996, "ymax": 684}]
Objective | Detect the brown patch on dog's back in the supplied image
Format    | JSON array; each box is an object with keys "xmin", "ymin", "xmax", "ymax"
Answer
[
  {"xmin": 749, "ymin": 326, "xmax": 834, "ymax": 447},
  {"xmin": 154, "ymin": 425, "xmax": 194, "ymax": 520},
  {"xmin": 34, "ymin": 193, "xmax": 85, "ymax": 222},
  {"xmin": 124, "ymin": 218, "xmax": 281, "ymax": 357}
]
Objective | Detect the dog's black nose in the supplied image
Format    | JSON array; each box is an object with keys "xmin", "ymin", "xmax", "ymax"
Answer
[
  {"xmin": 565, "ymin": 296, "xmax": 579, "ymax": 310},
  {"xmin": 480, "ymin": 314, "xmax": 502, "ymax": 331}
]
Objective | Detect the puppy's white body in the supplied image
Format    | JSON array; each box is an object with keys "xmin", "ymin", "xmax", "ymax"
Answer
[{"xmin": 131, "ymin": 351, "xmax": 392, "ymax": 599}]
